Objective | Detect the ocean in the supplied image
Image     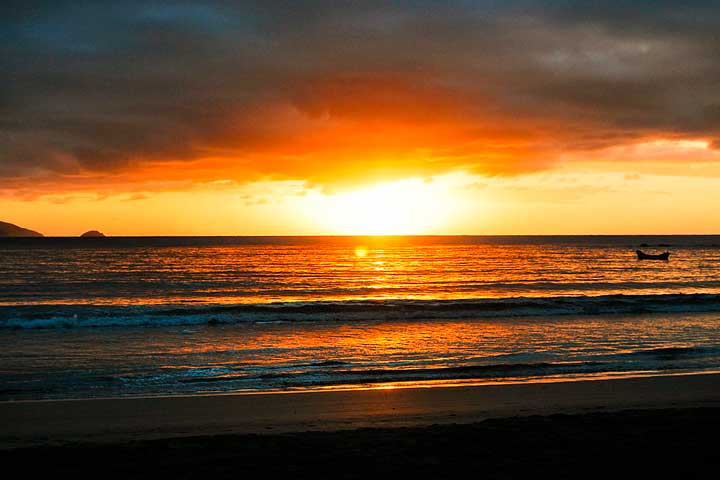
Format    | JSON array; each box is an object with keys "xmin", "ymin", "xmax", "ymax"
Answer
[{"xmin": 1, "ymin": 235, "xmax": 720, "ymax": 400}]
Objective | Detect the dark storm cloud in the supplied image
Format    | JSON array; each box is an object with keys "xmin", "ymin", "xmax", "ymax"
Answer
[{"xmin": 2, "ymin": 1, "xmax": 720, "ymax": 188}]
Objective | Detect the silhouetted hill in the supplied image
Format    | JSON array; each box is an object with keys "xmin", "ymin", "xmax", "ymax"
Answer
[
  {"xmin": 81, "ymin": 230, "xmax": 105, "ymax": 237},
  {"xmin": 0, "ymin": 221, "xmax": 43, "ymax": 237}
]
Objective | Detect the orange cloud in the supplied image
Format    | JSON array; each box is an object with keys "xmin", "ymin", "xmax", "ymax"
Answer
[{"xmin": 4, "ymin": 2, "xmax": 720, "ymax": 198}]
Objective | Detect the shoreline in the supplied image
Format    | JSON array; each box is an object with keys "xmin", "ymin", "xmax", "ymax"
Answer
[
  {"xmin": 3, "ymin": 371, "xmax": 720, "ymax": 449},
  {"xmin": 6, "ymin": 367, "xmax": 720, "ymax": 404}
]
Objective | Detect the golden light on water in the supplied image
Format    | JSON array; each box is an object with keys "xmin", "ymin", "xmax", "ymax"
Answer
[{"xmin": 354, "ymin": 246, "xmax": 369, "ymax": 258}]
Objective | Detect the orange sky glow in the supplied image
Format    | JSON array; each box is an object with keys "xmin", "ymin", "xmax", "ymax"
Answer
[
  {"xmin": 4, "ymin": 133, "xmax": 720, "ymax": 236},
  {"xmin": 4, "ymin": 137, "xmax": 720, "ymax": 236},
  {"xmin": 4, "ymin": 3, "xmax": 720, "ymax": 236}
]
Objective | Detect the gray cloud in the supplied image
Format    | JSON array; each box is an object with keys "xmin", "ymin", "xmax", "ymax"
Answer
[{"xmin": 2, "ymin": 1, "xmax": 720, "ymax": 190}]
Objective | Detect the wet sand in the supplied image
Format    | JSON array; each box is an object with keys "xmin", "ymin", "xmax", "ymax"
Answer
[{"xmin": 2, "ymin": 372, "xmax": 720, "ymax": 448}]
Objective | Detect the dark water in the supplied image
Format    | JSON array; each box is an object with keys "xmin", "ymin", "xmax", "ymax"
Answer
[{"xmin": 1, "ymin": 235, "xmax": 719, "ymax": 400}]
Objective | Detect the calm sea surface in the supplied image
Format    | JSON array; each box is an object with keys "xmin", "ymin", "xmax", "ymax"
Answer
[{"xmin": 1, "ymin": 235, "xmax": 720, "ymax": 400}]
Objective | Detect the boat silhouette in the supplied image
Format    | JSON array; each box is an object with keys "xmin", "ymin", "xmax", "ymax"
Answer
[{"xmin": 636, "ymin": 250, "xmax": 670, "ymax": 260}]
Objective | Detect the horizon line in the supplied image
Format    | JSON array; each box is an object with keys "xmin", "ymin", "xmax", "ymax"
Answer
[{"xmin": 5, "ymin": 233, "xmax": 720, "ymax": 238}]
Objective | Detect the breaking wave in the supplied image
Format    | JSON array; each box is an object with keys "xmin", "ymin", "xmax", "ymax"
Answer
[{"xmin": 3, "ymin": 292, "xmax": 720, "ymax": 329}]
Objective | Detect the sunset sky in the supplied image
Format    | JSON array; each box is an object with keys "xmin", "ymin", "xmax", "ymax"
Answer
[{"xmin": 3, "ymin": 1, "xmax": 720, "ymax": 235}]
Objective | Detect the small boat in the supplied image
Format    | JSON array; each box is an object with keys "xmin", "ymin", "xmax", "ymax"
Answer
[{"xmin": 636, "ymin": 250, "xmax": 670, "ymax": 260}]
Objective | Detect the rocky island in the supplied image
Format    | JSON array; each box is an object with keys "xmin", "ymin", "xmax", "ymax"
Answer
[{"xmin": 80, "ymin": 230, "xmax": 106, "ymax": 237}]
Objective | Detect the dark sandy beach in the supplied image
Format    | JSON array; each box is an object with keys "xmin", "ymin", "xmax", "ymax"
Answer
[
  {"xmin": 2, "ymin": 373, "xmax": 720, "ymax": 478},
  {"xmin": 2, "ymin": 407, "xmax": 720, "ymax": 479}
]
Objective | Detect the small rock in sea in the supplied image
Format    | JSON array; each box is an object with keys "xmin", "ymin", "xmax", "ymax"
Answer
[{"xmin": 81, "ymin": 230, "xmax": 105, "ymax": 237}]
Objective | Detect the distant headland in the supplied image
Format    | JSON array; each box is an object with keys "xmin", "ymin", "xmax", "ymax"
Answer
[
  {"xmin": 80, "ymin": 230, "xmax": 106, "ymax": 238},
  {"xmin": 0, "ymin": 221, "xmax": 43, "ymax": 237}
]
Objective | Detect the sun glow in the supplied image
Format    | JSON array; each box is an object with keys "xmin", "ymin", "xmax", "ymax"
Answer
[{"xmin": 311, "ymin": 178, "xmax": 457, "ymax": 235}]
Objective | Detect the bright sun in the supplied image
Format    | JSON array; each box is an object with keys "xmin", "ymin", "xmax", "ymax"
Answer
[{"xmin": 312, "ymin": 178, "xmax": 457, "ymax": 235}]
